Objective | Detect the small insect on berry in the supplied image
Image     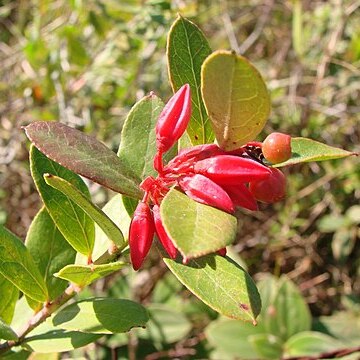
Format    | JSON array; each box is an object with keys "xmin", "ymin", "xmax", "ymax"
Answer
[
  {"xmin": 262, "ymin": 132, "xmax": 292, "ymax": 164},
  {"xmin": 249, "ymin": 167, "xmax": 286, "ymax": 204}
]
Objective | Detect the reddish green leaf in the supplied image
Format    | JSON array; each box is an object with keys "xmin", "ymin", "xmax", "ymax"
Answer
[{"xmin": 25, "ymin": 122, "xmax": 142, "ymax": 199}]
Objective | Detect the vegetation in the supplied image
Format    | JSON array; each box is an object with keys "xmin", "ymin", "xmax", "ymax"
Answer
[{"xmin": 0, "ymin": 1, "xmax": 359, "ymax": 359}]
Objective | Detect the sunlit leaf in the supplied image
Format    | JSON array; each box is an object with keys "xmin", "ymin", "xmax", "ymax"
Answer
[
  {"xmin": 164, "ymin": 254, "xmax": 261, "ymax": 321},
  {"xmin": 52, "ymin": 298, "xmax": 148, "ymax": 334},
  {"xmin": 55, "ymin": 262, "xmax": 126, "ymax": 287},
  {"xmin": 0, "ymin": 274, "xmax": 19, "ymax": 324},
  {"xmin": 274, "ymin": 138, "xmax": 357, "ymax": 167},
  {"xmin": 160, "ymin": 189, "xmax": 237, "ymax": 259},
  {"xmin": 167, "ymin": 15, "xmax": 213, "ymax": 145},
  {"xmin": 0, "ymin": 226, "xmax": 48, "ymax": 302},
  {"xmin": 30, "ymin": 146, "xmax": 95, "ymax": 256},
  {"xmin": 44, "ymin": 174, "xmax": 125, "ymax": 248},
  {"xmin": 26, "ymin": 207, "xmax": 76, "ymax": 301},
  {"xmin": 201, "ymin": 50, "xmax": 270, "ymax": 150},
  {"xmin": 117, "ymin": 93, "xmax": 164, "ymax": 181}
]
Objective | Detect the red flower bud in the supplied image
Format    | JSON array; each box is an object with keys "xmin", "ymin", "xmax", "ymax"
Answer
[
  {"xmin": 152, "ymin": 205, "xmax": 177, "ymax": 259},
  {"xmin": 178, "ymin": 174, "xmax": 234, "ymax": 213},
  {"xmin": 165, "ymin": 143, "xmax": 226, "ymax": 174},
  {"xmin": 222, "ymin": 183, "xmax": 258, "ymax": 211},
  {"xmin": 129, "ymin": 202, "xmax": 155, "ymax": 270},
  {"xmin": 194, "ymin": 155, "xmax": 271, "ymax": 185},
  {"xmin": 156, "ymin": 84, "xmax": 191, "ymax": 154},
  {"xmin": 249, "ymin": 167, "xmax": 286, "ymax": 203},
  {"xmin": 262, "ymin": 132, "xmax": 292, "ymax": 164}
]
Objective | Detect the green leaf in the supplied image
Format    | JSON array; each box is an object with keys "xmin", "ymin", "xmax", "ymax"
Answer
[
  {"xmin": 201, "ymin": 50, "xmax": 270, "ymax": 150},
  {"xmin": 0, "ymin": 226, "xmax": 48, "ymax": 302},
  {"xmin": 160, "ymin": 189, "xmax": 237, "ymax": 259},
  {"xmin": 92, "ymin": 194, "xmax": 132, "ymax": 262},
  {"xmin": 0, "ymin": 349, "xmax": 30, "ymax": 360},
  {"xmin": 23, "ymin": 330, "xmax": 101, "ymax": 353},
  {"xmin": 263, "ymin": 275, "xmax": 311, "ymax": 341},
  {"xmin": 167, "ymin": 15, "xmax": 213, "ymax": 145},
  {"xmin": 284, "ymin": 331, "xmax": 344, "ymax": 357},
  {"xmin": 10, "ymin": 297, "xmax": 34, "ymax": 334},
  {"xmin": 164, "ymin": 254, "xmax": 261, "ymax": 322},
  {"xmin": 30, "ymin": 145, "xmax": 95, "ymax": 256},
  {"xmin": 137, "ymin": 304, "xmax": 191, "ymax": 344},
  {"xmin": 52, "ymin": 298, "xmax": 149, "ymax": 334},
  {"xmin": 0, "ymin": 317, "xmax": 18, "ymax": 341},
  {"xmin": 25, "ymin": 207, "xmax": 76, "ymax": 301},
  {"xmin": 315, "ymin": 311, "xmax": 360, "ymax": 346},
  {"xmin": 55, "ymin": 262, "xmax": 126, "ymax": 287},
  {"xmin": 44, "ymin": 174, "xmax": 125, "ymax": 248},
  {"xmin": 0, "ymin": 274, "xmax": 19, "ymax": 324},
  {"xmin": 249, "ymin": 334, "xmax": 283, "ymax": 360},
  {"xmin": 206, "ymin": 318, "xmax": 266, "ymax": 359},
  {"xmin": 117, "ymin": 94, "xmax": 164, "ymax": 181},
  {"xmin": 274, "ymin": 137, "xmax": 357, "ymax": 167},
  {"xmin": 25, "ymin": 122, "xmax": 142, "ymax": 199}
]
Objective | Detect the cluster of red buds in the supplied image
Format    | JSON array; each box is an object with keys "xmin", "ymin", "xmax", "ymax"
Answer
[{"xmin": 129, "ymin": 84, "xmax": 291, "ymax": 270}]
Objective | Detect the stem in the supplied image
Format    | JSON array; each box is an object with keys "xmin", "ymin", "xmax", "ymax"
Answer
[
  {"xmin": 0, "ymin": 285, "xmax": 78, "ymax": 355},
  {"xmin": 0, "ymin": 245, "xmax": 126, "ymax": 355}
]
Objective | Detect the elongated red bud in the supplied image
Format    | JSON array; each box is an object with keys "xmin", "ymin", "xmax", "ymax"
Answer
[
  {"xmin": 249, "ymin": 168, "xmax": 286, "ymax": 203},
  {"xmin": 164, "ymin": 144, "xmax": 226, "ymax": 174},
  {"xmin": 129, "ymin": 202, "xmax": 155, "ymax": 270},
  {"xmin": 178, "ymin": 174, "xmax": 234, "ymax": 213},
  {"xmin": 152, "ymin": 205, "xmax": 177, "ymax": 259},
  {"xmin": 194, "ymin": 155, "xmax": 271, "ymax": 185},
  {"xmin": 156, "ymin": 84, "xmax": 191, "ymax": 153},
  {"xmin": 222, "ymin": 183, "xmax": 258, "ymax": 211}
]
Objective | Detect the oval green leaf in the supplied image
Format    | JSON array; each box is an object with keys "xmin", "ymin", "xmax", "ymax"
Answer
[
  {"xmin": 52, "ymin": 298, "xmax": 149, "ymax": 334},
  {"xmin": 283, "ymin": 331, "xmax": 344, "ymax": 357},
  {"xmin": 117, "ymin": 93, "xmax": 164, "ymax": 181},
  {"xmin": 264, "ymin": 276, "xmax": 311, "ymax": 341},
  {"xmin": 164, "ymin": 254, "xmax": 261, "ymax": 322},
  {"xmin": 0, "ymin": 226, "xmax": 48, "ymax": 302},
  {"xmin": 25, "ymin": 122, "xmax": 142, "ymax": 199},
  {"xmin": 0, "ymin": 274, "xmax": 19, "ymax": 324},
  {"xmin": 23, "ymin": 330, "xmax": 101, "ymax": 353},
  {"xmin": 44, "ymin": 174, "xmax": 125, "ymax": 248},
  {"xmin": 160, "ymin": 189, "xmax": 237, "ymax": 259},
  {"xmin": 274, "ymin": 137, "xmax": 357, "ymax": 167},
  {"xmin": 137, "ymin": 304, "xmax": 192, "ymax": 344},
  {"xmin": 0, "ymin": 318, "xmax": 18, "ymax": 341},
  {"xmin": 206, "ymin": 318, "xmax": 266, "ymax": 359},
  {"xmin": 92, "ymin": 194, "xmax": 132, "ymax": 262},
  {"xmin": 167, "ymin": 15, "xmax": 214, "ymax": 145},
  {"xmin": 25, "ymin": 207, "xmax": 76, "ymax": 302},
  {"xmin": 201, "ymin": 50, "xmax": 270, "ymax": 150},
  {"xmin": 249, "ymin": 334, "xmax": 283, "ymax": 360},
  {"xmin": 30, "ymin": 145, "xmax": 95, "ymax": 256},
  {"xmin": 55, "ymin": 262, "xmax": 126, "ymax": 287}
]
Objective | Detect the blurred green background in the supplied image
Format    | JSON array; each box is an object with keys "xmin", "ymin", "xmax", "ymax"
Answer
[{"xmin": 0, "ymin": 0, "xmax": 359, "ymax": 359}]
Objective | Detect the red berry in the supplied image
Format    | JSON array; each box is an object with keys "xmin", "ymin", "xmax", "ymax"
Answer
[
  {"xmin": 262, "ymin": 132, "xmax": 292, "ymax": 164},
  {"xmin": 249, "ymin": 168, "xmax": 286, "ymax": 203}
]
